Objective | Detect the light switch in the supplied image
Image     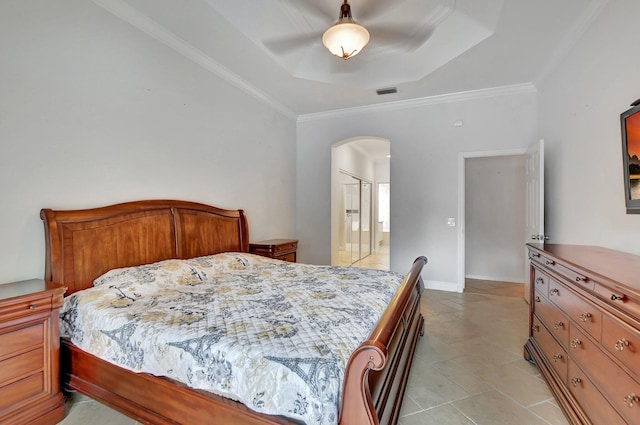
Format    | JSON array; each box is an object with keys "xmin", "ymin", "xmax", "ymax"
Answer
[{"xmin": 447, "ymin": 218, "xmax": 456, "ymax": 227}]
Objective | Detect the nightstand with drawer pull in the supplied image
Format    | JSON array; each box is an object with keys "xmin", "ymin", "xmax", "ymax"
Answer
[
  {"xmin": 0, "ymin": 279, "xmax": 66, "ymax": 425},
  {"xmin": 249, "ymin": 239, "xmax": 298, "ymax": 262}
]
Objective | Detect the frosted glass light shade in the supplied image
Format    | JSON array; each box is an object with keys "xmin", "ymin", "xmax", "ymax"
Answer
[{"xmin": 322, "ymin": 22, "xmax": 370, "ymax": 59}]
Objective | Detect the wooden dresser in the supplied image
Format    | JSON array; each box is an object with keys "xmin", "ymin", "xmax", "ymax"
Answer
[
  {"xmin": 249, "ymin": 239, "xmax": 298, "ymax": 262},
  {"xmin": 0, "ymin": 279, "xmax": 66, "ymax": 425},
  {"xmin": 525, "ymin": 244, "xmax": 640, "ymax": 424}
]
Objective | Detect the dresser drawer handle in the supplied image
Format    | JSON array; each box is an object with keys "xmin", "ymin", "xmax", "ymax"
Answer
[
  {"xmin": 536, "ymin": 277, "xmax": 544, "ymax": 285},
  {"xmin": 624, "ymin": 393, "xmax": 638, "ymax": 408},
  {"xmin": 575, "ymin": 276, "xmax": 586, "ymax": 282},
  {"xmin": 611, "ymin": 294, "xmax": 624, "ymax": 301},
  {"xmin": 535, "ymin": 296, "xmax": 541, "ymax": 303},
  {"xmin": 531, "ymin": 252, "xmax": 541, "ymax": 258},
  {"xmin": 553, "ymin": 353, "xmax": 563, "ymax": 362},
  {"xmin": 615, "ymin": 338, "xmax": 629, "ymax": 351},
  {"xmin": 532, "ymin": 325, "xmax": 540, "ymax": 333},
  {"xmin": 570, "ymin": 377, "xmax": 582, "ymax": 387},
  {"xmin": 29, "ymin": 305, "xmax": 36, "ymax": 310},
  {"xmin": 570, "ymin": 339, "xmax": 582, "ymax": 349},
  {"xmin": 554, "ymin": 321, "xmax": 564, "ymax": 330},
  {"xmin": 579, "ymin": 312, "xmax": 592, "ymax": 322},
  {"xmin": 549, "ymin": 288, "xmax": 560, "ymax": 296},
  {"xmin": 545, "ymin": 260, "xmax": 555, "ymax": 266}
]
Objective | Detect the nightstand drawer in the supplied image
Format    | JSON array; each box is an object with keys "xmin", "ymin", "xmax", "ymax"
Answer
[
  {"xmin": 0, "ymin": 294, "xmax": 52, "ymax": 322},
  {"xmin": 0, "ymin": 321, "xmax": 44, "ymax": 360},
  {"xmin": 250, "ymin": 239, "xmax": 298, "ymax": 262},
  {"xmin": 0, "ymin": 347, "xmax": 44, "ymax": 384},
  {"xmin": 0, "ymin": 372, "xmax": 45, "ymax": 411}
]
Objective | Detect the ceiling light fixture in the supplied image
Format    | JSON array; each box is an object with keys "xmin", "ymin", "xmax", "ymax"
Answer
[{"xmin": 322, "ymin": 0, "xmax": 370, "ymax": 60}]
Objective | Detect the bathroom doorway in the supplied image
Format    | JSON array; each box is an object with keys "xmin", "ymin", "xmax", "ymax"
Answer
[{"xmin": 331, "ymin": 137, "xmax": 390, "ymax": 270}]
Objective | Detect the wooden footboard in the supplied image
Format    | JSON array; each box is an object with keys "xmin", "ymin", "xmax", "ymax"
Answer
[{"xmin": 341, "ymin": 256, "xmax": 426, "ymax": 425}]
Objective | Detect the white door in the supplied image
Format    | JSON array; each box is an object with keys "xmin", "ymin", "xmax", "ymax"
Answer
[{"xmin": 524, "ymin": 139, "xmax": 545, "ymax": 303}]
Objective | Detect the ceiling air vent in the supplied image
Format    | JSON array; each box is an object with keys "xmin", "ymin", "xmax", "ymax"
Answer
[{"xmin": 376, "ymin": 87, "xmax": 398, "ymax": 95}]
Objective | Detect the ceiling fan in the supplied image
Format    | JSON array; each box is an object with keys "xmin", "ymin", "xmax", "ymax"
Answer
[{"xmin": 264, "ymin": 0, "xmax": 435, "ymax": 60}]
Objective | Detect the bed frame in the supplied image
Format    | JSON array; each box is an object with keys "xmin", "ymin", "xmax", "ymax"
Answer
[{"xmin": 41, "ymin": 200, "xmax": 427, "ymax": 425}]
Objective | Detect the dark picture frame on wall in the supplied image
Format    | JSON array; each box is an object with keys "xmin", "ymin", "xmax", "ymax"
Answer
[{"xmin": 621, "ymin": 100, "xmax": 640, "ymax": 214}]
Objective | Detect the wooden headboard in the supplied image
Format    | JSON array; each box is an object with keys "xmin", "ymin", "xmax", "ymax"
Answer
[{"xmin": 41, "ymin": 200, "xmax": 249, "ymax": 294}]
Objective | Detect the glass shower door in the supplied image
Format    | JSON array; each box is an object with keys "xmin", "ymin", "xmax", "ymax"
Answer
[
  {"xmin": 360, "ymin": 182, "xmax": 371, "ymax": 258},
  {"xmin": 344, "ymin": 176, "xmax": 361, "ymax": 264}
]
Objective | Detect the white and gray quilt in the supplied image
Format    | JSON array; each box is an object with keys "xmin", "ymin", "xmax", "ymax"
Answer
[{"xmin": 59, "ymin": 252, "xmax": 403, "ymax": 425}]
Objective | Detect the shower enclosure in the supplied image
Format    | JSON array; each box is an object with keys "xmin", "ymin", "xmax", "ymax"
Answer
[{"xmin": 339, "ymin": 172, "xmax": 372, "ymax": 265}]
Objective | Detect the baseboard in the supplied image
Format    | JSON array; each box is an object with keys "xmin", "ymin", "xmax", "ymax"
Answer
[
  {"xmin": 465, "ymin": 274, "xmax": 524, "ymax": 284},
  {"xmin": 423, "ymin": 280, "xmax": 458, "ymax": 293}
]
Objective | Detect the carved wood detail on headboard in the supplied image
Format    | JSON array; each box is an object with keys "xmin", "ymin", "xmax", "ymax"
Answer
[{"xmin": 41, "ymin": 200, "xmax": 249, "ymax": 294}]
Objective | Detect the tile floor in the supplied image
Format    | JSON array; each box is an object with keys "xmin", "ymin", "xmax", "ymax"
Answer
[
  {"xmin": 338, "ymin": 244, "xmax": 390, "ymax": 270},
  {"xmin": 57, "ymin": 281, "xmax": 568, "ymax": 425}
]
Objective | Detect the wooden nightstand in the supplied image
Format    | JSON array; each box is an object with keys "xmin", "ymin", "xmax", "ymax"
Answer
[
  {"xmin": 0, "ymin": 279, "xmax": 66, "ymax": 425},
  {"xmin": 249, "ymin": 239, "xmax": 298, "ymax": 262}
]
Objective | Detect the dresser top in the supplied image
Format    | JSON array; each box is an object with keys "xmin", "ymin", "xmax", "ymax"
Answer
[
  {"xmin": 528, "ymin": 243, "xmax": 640, "ymax": 291},
  {"xmin": 0, "ymin": 279, "xmax": 66, "ymax": 302}
]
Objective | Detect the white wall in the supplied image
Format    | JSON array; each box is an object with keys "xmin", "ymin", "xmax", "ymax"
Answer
[
  {"xmin": 297, "ymin": 89, "xmax": 538, "ymax": 289},
  {"xmin": 0, "ymin": 0, "xmax": 296, "ymax": 284},
  {"xmin": 465, "ymin": 155, "xmax": 526, "ymax": 283},
  {"xmin": 538, "ymin": 0, "xmax": 640, "ymax": 254}
]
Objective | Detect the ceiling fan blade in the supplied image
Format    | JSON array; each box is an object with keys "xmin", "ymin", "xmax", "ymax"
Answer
[
  {"xmin": 263, "ymin": 33, "xmax": 320, "ymax": 55},
  {"xmin": 278, "ymin": 0, "xmax": 335, "ymax": 22},
  {"xmin": 357, "ymin": 0, "xmax": 407, "ymax": 21},
  {"xmin": 367, "ymin": 23, "xmax": 434, "ymax": 52}
]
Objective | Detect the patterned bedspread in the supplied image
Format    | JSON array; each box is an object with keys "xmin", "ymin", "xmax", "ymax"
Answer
[{"xmin": 59, "ymin": 253, "xmax": 404, "ymax": 425}]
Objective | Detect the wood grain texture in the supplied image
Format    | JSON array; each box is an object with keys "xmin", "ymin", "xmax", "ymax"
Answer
[
  {"xmin": 0, "ymin": 281, "xmax": 66, "ymax": 425},
  {"xmin": 43, "ymin": 200, "xmax": 427, "ymax": 425},
  {"xmin": 525, "ymin": 243, "xmax": 640, "ymax": 425}
]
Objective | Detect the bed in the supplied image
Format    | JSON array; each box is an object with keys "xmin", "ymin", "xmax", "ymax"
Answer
[{"xmin": 41, "ymin": 200, "xmax": 427, "ymax": 425}]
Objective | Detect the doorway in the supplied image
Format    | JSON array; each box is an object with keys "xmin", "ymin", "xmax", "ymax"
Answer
[
  {"xmin": 464, "ymin": 155, "xmax": 526, "ymax": 297},
  {"xmin": 457, "ymin": 148, "xmax": 528, "ymax": 293},
  {"xmin": 330, "ymin": 137, "xmax": 390, "ymax": 269}
]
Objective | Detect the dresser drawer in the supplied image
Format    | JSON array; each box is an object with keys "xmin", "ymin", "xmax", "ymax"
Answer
[
  {"xmin": 536, "ymin": 253, "xmax": 594, "ymax": 292},
  {"xmin": 567, "ymin": 360, "xmax": 626, "ymax": 425},
  {"xmin": 0, "ymin": 372, "xmax": 45, "ymax": 412},
  {"xmin": 595, "ymin": 282, "xmax": 640, "ymax": 321},
  {"xmin": 569, "ymin": 325, "xmax": 640, "ymax": 424},
  {"xmin": 0, "ymin": 347, "xmax": 44, "ymax": 384},
  {"xmin": 532, "ymin": 315, "xmax": 567, "ymax": 383},
  {"xmin": 0, "ymin": 321, "xmax": 44, "ymax": 360},
  {"xmin": 548, "ymin": 279, "xmax": 601, "ymax": 341},
  {"xmin": 533, "ymin": 290, "xmax": 569, "ymax": 348},
  {"xmin": 602, "ymin": 314, "xmax": 640, "ymax": 378},
  {"xmin": 532, "ymin": 267, "xmax": 549, "ymax": 297}
]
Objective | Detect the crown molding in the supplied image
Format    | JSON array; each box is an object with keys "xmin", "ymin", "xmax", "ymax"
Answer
[
  {"xmin": 91, "ymin": 0, "xmax": 297, "ymax": 119},
  {"xmin": 298, "ymin": 83, "xmax": 537, "ymax": 123}
]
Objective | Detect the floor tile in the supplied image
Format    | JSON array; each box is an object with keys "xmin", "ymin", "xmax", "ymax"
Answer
[
  {"xmin": 453, "ymin": 390, "xmax": 549, "ymax": 425},
  {"xmin": 59, "ymin": 397, "xmax": 136, "ymax": 425},
  {"xmin": 529, "ymin": 400, "xmax": 570, "ymax": 425},
  {"xmin": 399, "ymin": 404, "xmax": 475, "ymax": 425}
]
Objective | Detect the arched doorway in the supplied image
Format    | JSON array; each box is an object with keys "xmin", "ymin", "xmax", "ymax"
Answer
[{"xmin": 330, "ymin": 137, "xmax": 390, "ymax": 270}]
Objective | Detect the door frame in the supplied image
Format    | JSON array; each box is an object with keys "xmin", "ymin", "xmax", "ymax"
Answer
[{"xmin": 457, "ymin": 148, "xmax": 527, "ymax": 293}]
